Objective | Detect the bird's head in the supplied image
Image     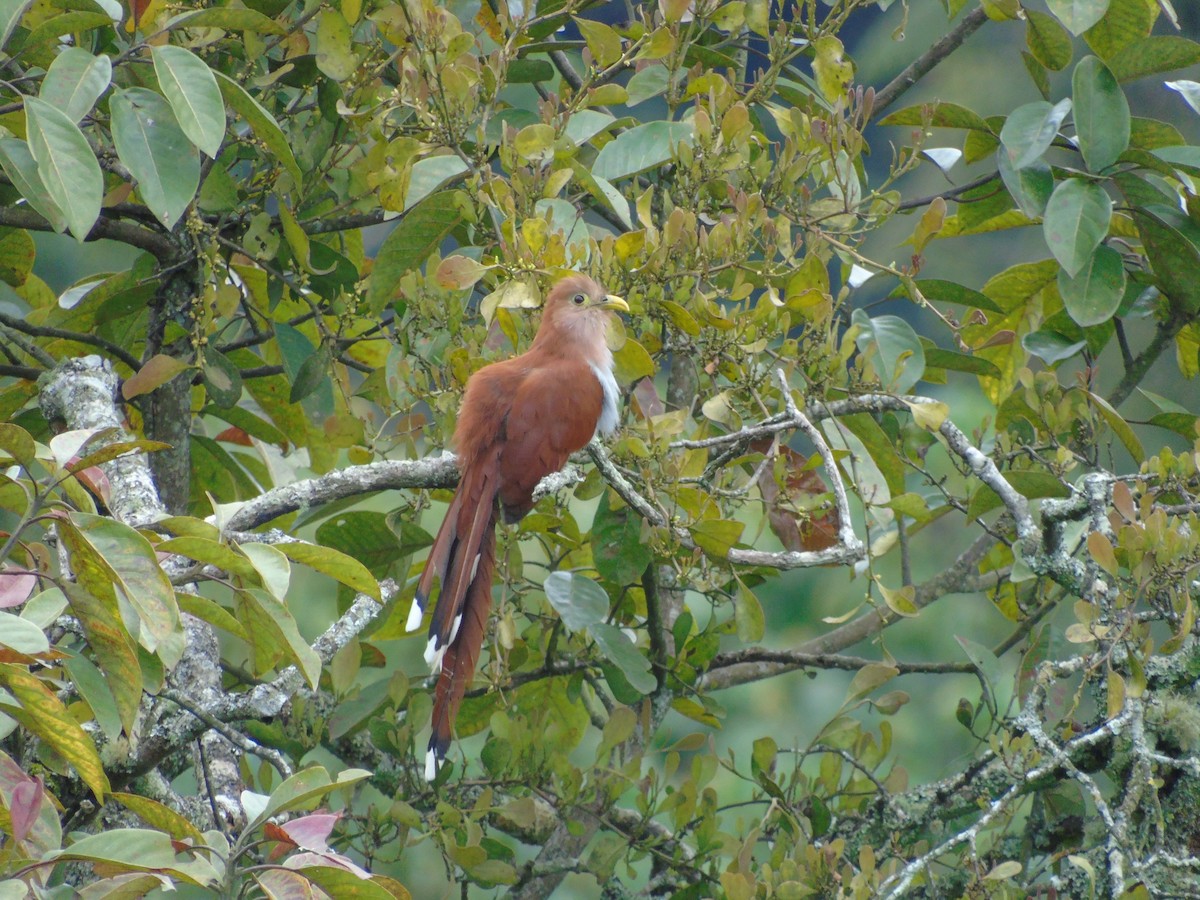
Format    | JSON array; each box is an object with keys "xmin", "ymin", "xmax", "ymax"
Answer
[{"xmin": 534, "ymin": 274, "xmax": 629, "ymax": 353}]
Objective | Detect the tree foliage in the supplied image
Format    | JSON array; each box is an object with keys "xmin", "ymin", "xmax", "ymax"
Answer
[{"xmin": 1, "ymin": 0, "xmax": 1200, "ymax": 896}]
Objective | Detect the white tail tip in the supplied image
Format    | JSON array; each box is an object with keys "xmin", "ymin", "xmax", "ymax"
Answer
[
  {"xmin": 424, "ymin": 635, "xmax": 446, "ymax": 672},
  {"xmin": 405, "ymin": 600, "xmax": 424, "ymax": 632},
  {"xmin": 424, "ymin": 748, "xmax": 438, "ymax": 782}
]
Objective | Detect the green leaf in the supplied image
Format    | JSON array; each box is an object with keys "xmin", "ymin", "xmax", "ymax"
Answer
[
  {"xmin": 159, "ymin": 536, "xmax": 255, "ymax": 577},
  {"xmin": 241, "ymin": 543, "xmax": 290, "ymax": 601},
  {"xmin": 923, "ymin": 348, "xmax": 1003, "ymax": 378},
  {"xmin": 110, "ymin": 792, "xmax": 205, "ymax": 842},
  {"xmin": 0, "ymin": 227, "xmax": 33, "ymax": 287},
  {"xmin": 1110, "ymin": 36, "xmax": 1200, "ymax": 83},
  {"xmin": 1152, "ymin": 146, "xmax": 1200, "ymax": 177},
  {"xmin": 0, "ymin": 423, "xmax": 35, "ymax": 469},
  {"xmin": 967, "ymin": 471, "xmax": 1070, "ymax": 518},
  {"xmin": 0, "ymin": 0, "xmax": 33, "ymax": 51},
  {"xmin": 0, "ymin": 611, "xmax": 47, "ymax": 655},
  {"xmin": 53, "ymin": 827, "xmax": 219, "ymax": 886},
  {"xmin": 1083, "ymin": 0, "xmax": 1154, "ymax": 61},
  {"xmin": 574, "ymin": 16, "xmax": 622, "ymax": 67},
  {"xmin": 177, "ymin": 593, "xmax": 247, "ymax": 640},
  {"xmin": 563, "ymin": 109, "xmax": 617, "ymax": 146},
  {"xmin": 404, "ymin": 156, "xmax": 469, "ymax": 209},
  {"xmin": 62, "ymin": 652, "xmax": 122, "ymax": 742},
  {"xmin": 1023, "ymin": 329, "xmax": 1088, "ymax": 364},
  {"xmin": 315, "ymin": 8, "xmax": 358, "ymax": 81},
  {"xmin": 317, "ymin": 511, "xmax": 406, "ymax": 574},
  {"xmin": 997, "ymin": 150, "xmax": 1053, "ymax": 218},
  {"xmin": 1026, "ymin": 9, "xmax": 1073, "ymax": 71},
  {"xmin": 1057, "ymin": 243, "xmax": 1126, "ymax": 326},
  {"xmin": 287, "ymin": 343, "xmax": 330, "ymax": 404},
  {"xmin": 907, "ymin": 279, "xmax": 1004, "ymax": 313},
  {"xmin": 1139, "ymin": 388, "xmax": 1192, "ymax": 416},
  {"xmin": 24, "ymin": 11, "xmax": 111, "ymax": 49},
  {"xmin": 999, "ymin": 98, "xmax": 1072, "ymax": 169},
  {"xmin": 1046, "ymin": 0, "xmax": 1110, "ymax": 35},
  {"xmin": 0, "ymin": 664, "xmax": 109, "ymax": 800},
  {"xmin": 365, "ymin": 191, "xmax": 465, "ymax": 313},
  {"xmin": 846, "ymin": 663, "xmax": 898, "ymax": 702},
  {"xmin": 596, "ymin": 706, "xmax": 637, "ymax": 761},
  {"xmin": 60, "ymin": 513, "xmax": 182, "ymax": 662},
  {"xmin": 591, "ymin": 492, "xmax": 652, "ymax": 586},
  {"xmin": 202, "ymin": 346, "xmax": 243, "ymax": 408},
  {"xmin": 572, "ymin": 163, "xmax": 633, "ymax": 231},
  {"xmin": 851, "ymin": 309, "xmax": 926, "ymax": 393},
  {"xmin": 23, "ymin": 96, "xmax": 102, "ymax": 241},
  {"xmin": 111, "ymin": 88, "xmax": 200, "ymax": 229},
  {"xmin": 214, "ymin": 71, "xmax": 302, "ymax": 186},
  {"xmin": 841, "ymin": 413, "xmax": 906, "ymax": 496},
  {"xmin": 40, "ymin": 48, "xmax": 111, "ymax": 123},
  {"xmin": 507, "ymin": 59, "xmax": 554, "ymax": 83},
  {"xmin": 61, "ymin": 583, "xmax": 141, "ymax": 736},
  {"xmin": 513, "ymin": 123, "xmax": 556, "ymax": 163},
  {"xmin": 275, "ymin": 541, "xmax": 380, "ymax": 600},
  {"xmin": 1071, "ymin": 56, "xmax": 1129, "ymax": 171},
  {"xmin": 151, "ymin": 45, "xmax": 225, "ymax": 158},
  {"xmin": 1085, "ymin": 389, "xmax": 1144, "ymax": 461},
  {"xmin": 1130, "ymin": 206, "xmax": 1200, "ymax": 313},
  {"xmin": 688, "ymin": 518, "xmax": 745, "ymax": 558},
  {"xmin": 244, "ymin": 766, "xmax": 371, "ymax": 832},
  {"xmin": 166, "ymin": 6, "xmax": 286, "ymax": 34},
  {"xmin": 303, "ymin": 866, "xmax": 417, "ymax": 897},
  {"xmin": 240, "ymin": 588, "xmax": 321, "ymax": 688},
  {"xmin": 544, "ymin": 571, "xmax": 608, "ymax": 632},
  {"xmin": 1022, "ymin": 50, "xmax": 1052, "ymax": 100},
  {"xmin": 590, "ymin": 623, "xmax": 656, "ymax": 694},
  {"xmin": 879, "ymin": 100, "xmax": 993, "ymax": 132},
  {"xmin": 627, "ymin": 64, "xmax": 675, "ymax": 106},
  {"xmin": 1147, "ymin": 412, "xmax": 1199, "ymax": 438},
  {"xmin": 0, "ymin": 138, "xmax": 66, "ymax": 232},
  {"xmin": 1042, "ymin": 178, "xmax": 1111, "ymax": 277},
  {"xmin": 954, "ymin": 634, "xmax": 1007, "ymax": 713},
  {"xmin": 734, "ymin": 577, "xmax": 765, "ymax": 643},
  {"xmin": 592, "ymin": 120, "xmax": 694, "ymax": 181}
]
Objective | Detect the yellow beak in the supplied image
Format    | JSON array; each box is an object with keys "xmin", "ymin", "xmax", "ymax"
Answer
[{"xmin": 600, "ymin": 294, "xmax": 629, "ymax": 313}]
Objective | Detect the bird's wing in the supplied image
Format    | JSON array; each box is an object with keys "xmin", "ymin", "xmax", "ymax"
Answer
[{"xmin": 496, "ymin": 360, "xmax": 604, "ymax": 520}]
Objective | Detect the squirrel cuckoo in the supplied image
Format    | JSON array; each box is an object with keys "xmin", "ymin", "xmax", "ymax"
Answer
[{"xmin": 408, "ymin": 274, "xmax": 629, "ymax": 780}]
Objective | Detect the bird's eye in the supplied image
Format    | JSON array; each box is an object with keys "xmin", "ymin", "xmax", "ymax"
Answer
[{"xmin": 572, "ymin": 293, "xmax": 586, "ymax": 305}]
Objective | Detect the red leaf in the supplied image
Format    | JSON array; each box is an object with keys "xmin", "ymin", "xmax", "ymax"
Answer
[
  {"xmin": 631, "ymin": 377, "xmax": 665, "ymax": 419},
  {"xmin": 0, "ymin": 569, "xmax": 36, "ymax": 608},
  {"xmin": 281, "ymin": 811, "xmax": 341, "ymax": 851},
  {"xmin": 753, "ymin": 441, "xmax": 840, "ymax": 553},
  {"xmin": 214, "ymin": 426, "xmax": 253, "ymax": 446},
  {"xmin": 74, "ymin": 466, "xmax": 112, "ymax": 507},
  {"xmin": 10, "ymin": 775, "xmax": 44, "ymax": 843}
]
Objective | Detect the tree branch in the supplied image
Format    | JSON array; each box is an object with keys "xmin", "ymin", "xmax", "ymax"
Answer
[
  {"xmin": 872, "ymin": 6, "xmax": 990, "ymax": 117},
  {"xmin": 0, "ymin": 205, "xmax": 178, "ymax": 263}
]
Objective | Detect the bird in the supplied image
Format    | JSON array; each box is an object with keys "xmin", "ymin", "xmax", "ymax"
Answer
[{"xmin": 407, "ymin": 273, "xmax": 629, "ymax": 781}]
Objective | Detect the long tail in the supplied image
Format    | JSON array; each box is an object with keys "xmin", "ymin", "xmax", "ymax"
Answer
[
  {"xmin": 408, "ymin": 460, "xmax": 499, "ymax": 780},
  {"xmin": 426, "ymin": 516, "xmax": 495, "ymax": 780}
]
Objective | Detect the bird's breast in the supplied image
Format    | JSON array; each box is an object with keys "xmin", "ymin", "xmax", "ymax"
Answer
[{"xmin": 590, "ymin": 358, "xmax": 620, "ymax": 437}]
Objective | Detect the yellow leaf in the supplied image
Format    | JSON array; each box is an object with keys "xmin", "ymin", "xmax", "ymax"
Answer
[
  {"xmin": 877, "ymin": 581, "xmax": 918, "ymax": 617},
  {"xmin": 1086, "ymin": 531, "xmax": 1117, "ymax": 575},
  {"xmin": 0, "ymin": 664, "xmax": 110, "ymax": 800},
  {"xmin": 812, "ymin": 36, "xmax": 854, "ymax": 102},
  {"xmin": 908, "ymin": 400, "xmax": 948, "ymax": 431},
  {"xmin": 1106, "ymin": 669, "xmax": 1126, "ymax": 719},
  {"xmin": 513, "ymin": 123, "xmax": 556, "ymax": 162}
]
